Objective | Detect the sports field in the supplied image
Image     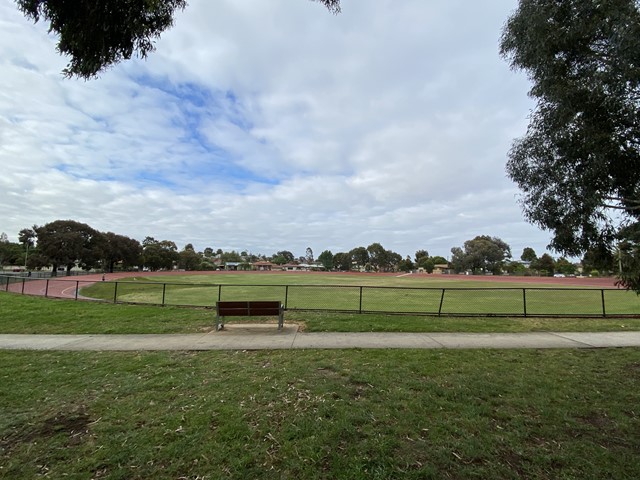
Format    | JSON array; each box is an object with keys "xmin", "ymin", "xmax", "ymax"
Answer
[{"xmin": 77, "ymin": 272, "xmax": 640, "ymax": 317}]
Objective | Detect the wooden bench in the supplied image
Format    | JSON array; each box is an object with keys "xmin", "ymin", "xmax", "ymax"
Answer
[{"xmin": 215, "ymin": 301, "xmax": 284, "ymax": 331}]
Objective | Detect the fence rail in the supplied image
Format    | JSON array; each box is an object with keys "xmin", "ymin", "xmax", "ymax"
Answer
[{"xmin": 3, "ymin": 275, "xmax": 639, "ymax": 317}]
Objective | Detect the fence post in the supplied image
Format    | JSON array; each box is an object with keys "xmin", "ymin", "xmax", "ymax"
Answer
[
  {"xmin": 601, "ymin": 289, "xmax": 606, "ymax": 317},
  {"xmin": 21, "ymin": 278, "xmax": 26, "ymax": 294},
  {"xmin": 45, "ymin": 279, "xmax": 49, "ymax": 297},
  {"xmin": 162, "ymin": 283, "xmax": 167, "ymax": 306},
  {"xmin": 113, "ymin": 282, "xmax": 118, "ymax": 303},
  {"xmin": 438, "ymin": 289, "xmax": 446, "ymax": 316},
  {"xmin": 522, "ymin": 288, "xmax": 527, "ymax": 317},
  {"xmin": 359, "ymin": 286, "xmax": 363, "ymax": 314},
  {"xmin": 75, "ymin": 281, "xmax": 79, "ymax": 300},
  {"xmin": 285, "ymin": 285, "xmax": 289, "ymax": 309},
  {"xmin": 218, "ymin": 285, "xmax": 222, "ymax": 302}
]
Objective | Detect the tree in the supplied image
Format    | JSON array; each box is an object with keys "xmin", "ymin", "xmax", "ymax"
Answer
[
  {"xmin": 317, "ymin": 250, "xmax": 334, "ymax": 271},
  {"xmin": 304, "ymin": 247, "xmax": 314, "ymax": 264},
  {"xmin": 34, "ymin": 220, "xmax": 101, "ymax": 275},
  {"xmin": 414, "ymin": 250, "xmax": 429, "ymax": 264},
  {"xmin": 19, "ymin": 227, "xmax": 36, "ymax": 269},
  {"xmin": 333, "ymin": 252, "xmax": 351, "ymax": 271},
  {"xmin": 18, "ymin": 228, "xmax": 36, "ymax": 247},
  {"xmin": 420, "ymin": 258, "xmax": 436, "ymax": 273},
  {"xmin": 451, "ymin": 236, "xmax": 512, "ymax": 274},
  {"xmin": 555, "ymin": 256, "xmax": 577, "ymax": 276},
  {"xmin": 0, "ymin": 241, "xmax": 24, "ymax": 267},
  {"xmin": 398, "ymin": 256, "xmax": 414, "ymax": 272},
  {"xmin": 520, "ymin": 247, "xmax": 537, "ymax": 263},
  {"xmin": 366, "ymin": 243, "xmax": 388, "ymax": 271},
  {"xmin": 617, "ymin": 223, "xmax": 640, "ymax": 286},
  {"xmin": 500, "ymin": 0, "xmax": 640, "ymax": 291},
  {"xmin": 178, "ymin": 245, "xmax": 203, "ymax": 271},
  {"xmin": 531, "ymin": 253, "xmax": 555, "ymax": 276},
  {"xmin": 17, "ymin": 0, "xmax": 341, "ymax": 79},
  {"xmin": 271, "ymin": 250, "xmax": 294, "ymax": 265},
  {"xmin": 430, "ymin": 256, "xmax": 448, "ymax": 266},
  {"xmin": 349, "ymin": 247, "xmax": 369, "ymax": 270},
  {"xmin": 220, "ymin": 250, "xmax": 243, "ymax": 263},
  {"xmin": 450, "ymin": 247, "xmax": 466, "ymax": 273},
  {"xmin": 99, "ymin": 232, "xmax": 142, "ymax": 273},
  {"xmin": 386, "ymin": 250, "xmax": 403, "ymax": 272},
  {"xmin": 142, "ymin": 237, "xmax": 178, "ymax": 271}
]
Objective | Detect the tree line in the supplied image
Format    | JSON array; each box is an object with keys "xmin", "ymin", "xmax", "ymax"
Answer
[{"xmin": 0, "ymin": 220, "xmax": 612, "ymax": 278}]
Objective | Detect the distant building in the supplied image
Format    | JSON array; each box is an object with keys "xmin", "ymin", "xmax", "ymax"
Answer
[
  {"xmin": 252, "ymin": 261, "xmax": 277, "ymax": 271},
  {"xmin": 433, "ymin": 264, "xmax": 452, "ymax": 274}
]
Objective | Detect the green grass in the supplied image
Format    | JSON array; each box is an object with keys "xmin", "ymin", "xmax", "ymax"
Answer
[
  {"xmin": 0, "ymin": 293, "xmax": 213, "ymax": 334},
  {"xmin": 1, "ymin": 348, "xmax": 639, "ymax": 479},
  {"xmin": 2, "ymin": 292, "xmax": 640, "ymax": 334},
  {"xmin": 79, "ymin": 273, "xmax": 640, "ymax": 316}
]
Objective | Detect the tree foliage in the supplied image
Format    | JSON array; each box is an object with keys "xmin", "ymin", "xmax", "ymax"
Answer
[
  {"xmin": 332, "ymin": 252, "xmax": 351, "ymax": 271},
  {"xmin": 531, "ymin": 253, "xmax": 556, "ymax": 276},
  {"xmin": 317, "ymin": 250, "xmax": 334, "ymax": 270},
  {"xmin": 500, "ymin": 0, "xmax": 640, "ymax": 291},
  {"xmin": 178, "ymin": 244, "xmax": 203, "ymax": 271},
  {"xmin": 349, "ymin": 247, "xmax": 369, "ymax": 269},
  {"xmin": 450, "ymin": 235, "xmax": 511, "ymax": 274},
  {"xmin": 520, "ymin": 247, "xmax": 537, "ymax": 262},
  {"xmin": 99, "ymin": 232, "xmax": 142, "ymax": 273},
  {"xmin": 17, "ymin": 0, "xmax": 341, "ymax": 79},
  {"xmin": 0, "ymin": 241, "xmax": 24, "ymax": 267},
  {"xmin": 34, "ymin": 220, "xmax": 100, "ymax": 275},
  {"xmin": 142, "ymin": 237, "xmax": 178, "ymax": 271},
  {"xmin": 414, "ymin": 250, "xmax": 429, "ymax": 263}
]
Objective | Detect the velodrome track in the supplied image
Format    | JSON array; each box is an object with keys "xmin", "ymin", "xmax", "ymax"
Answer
[{"xmin": 5, "ymin": 270, "xmax": 621, "ymax": 301}]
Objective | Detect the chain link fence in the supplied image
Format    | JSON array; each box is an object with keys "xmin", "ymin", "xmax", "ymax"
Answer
[{"xmin": 3, "ymin": 275, "xmax": 639, "ymax": 317}]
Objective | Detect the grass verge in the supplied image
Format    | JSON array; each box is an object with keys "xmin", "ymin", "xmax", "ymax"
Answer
[
  {"xmin": 2, "ymin": 292, "xmax": 640, "ymax": 334},
  {"xmin": 1, "ymin": 348, "xmax": 639, "ymax": 479}
]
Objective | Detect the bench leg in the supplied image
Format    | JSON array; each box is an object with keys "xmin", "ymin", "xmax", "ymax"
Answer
[
  {"xmin": 278, "ymin": 310, "xmax": 284, "ymax": 330},
  {"xmin": 216, "ymin": 315, "xmax": 224, "ymax": 331}
]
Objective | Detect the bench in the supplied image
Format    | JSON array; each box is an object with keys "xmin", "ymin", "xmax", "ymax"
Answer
[{"xmin": 215, "ymin": 301, "xmax": 284, "ymax": 331}]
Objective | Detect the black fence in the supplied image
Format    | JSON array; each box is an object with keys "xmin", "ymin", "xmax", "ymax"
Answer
[
  {"xmin": 0, "ymin": 270, "xmax": 98, "ymax": 279},
  {"xmin": 2, "ymin": 275, "xmax": 639, "ymax": 317}
]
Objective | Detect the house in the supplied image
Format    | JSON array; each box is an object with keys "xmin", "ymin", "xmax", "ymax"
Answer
[
  {"xmin": 282, "ymin": 263, "xmax": 305, "ymax": 271},
  {"xmin": 433, "ymin": 264, "xmax": 452, "ymax": 274},
  {"xmin": 252, "ymin": 261, "xmax": 277, "ymax": 271},
  {"xmin": 222, "ymin": 262, "xmax": 242, "ymax": 271}
]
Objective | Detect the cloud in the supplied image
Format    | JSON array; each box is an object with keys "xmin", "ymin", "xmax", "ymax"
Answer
[{"xmin": 0, "ymin": 0, "xmax": 553, "ymax": 260}]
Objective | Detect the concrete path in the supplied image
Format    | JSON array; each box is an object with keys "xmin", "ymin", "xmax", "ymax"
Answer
[{"xmin": 1, "ymin": 325, "xmax": 640, "ymax": 351}]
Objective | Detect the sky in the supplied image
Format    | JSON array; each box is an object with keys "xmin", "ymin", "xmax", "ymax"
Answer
[{"xmin": 0, "ymin": 0, "xmax": 556, "ymax": 261}]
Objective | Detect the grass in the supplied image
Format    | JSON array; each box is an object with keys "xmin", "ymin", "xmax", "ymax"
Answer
[
  {"xmin": 1, "ymin": 348, "xmax": 639, "ymax": 479},
  {"xmin": 2, "ymin": 292, "xmax": 640, "ymax": 334},
  {"xmin": 77, "ymin": 273, "xmax": 640, "ymax": 316},
  {"xmin": 0, "ymin": 293, "xmax": 213, "ymax": 334}
]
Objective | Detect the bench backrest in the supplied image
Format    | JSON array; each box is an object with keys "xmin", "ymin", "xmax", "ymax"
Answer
[{"xmin": 216, "ymin": 301, "xmax": 282, "ymax": 317}]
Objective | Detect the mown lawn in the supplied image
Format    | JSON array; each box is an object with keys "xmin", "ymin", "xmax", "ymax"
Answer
[
  {"xmin": 1, "ymin": 348, "xmax": 639, "ymax": 479},
  {"xmin": 2, "ymin": 292, "xmax": 640, "ymax": 334}
]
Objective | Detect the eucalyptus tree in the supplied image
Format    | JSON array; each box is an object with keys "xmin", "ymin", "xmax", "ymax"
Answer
[{"xmin": 501, "ymin": 0, "xmax": 640, "ymax": 290}]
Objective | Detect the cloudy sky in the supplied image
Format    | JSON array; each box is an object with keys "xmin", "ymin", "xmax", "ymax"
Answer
[{"xmin": 0, "ymin": 0, "xmax": 553, "ymax": 260}]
